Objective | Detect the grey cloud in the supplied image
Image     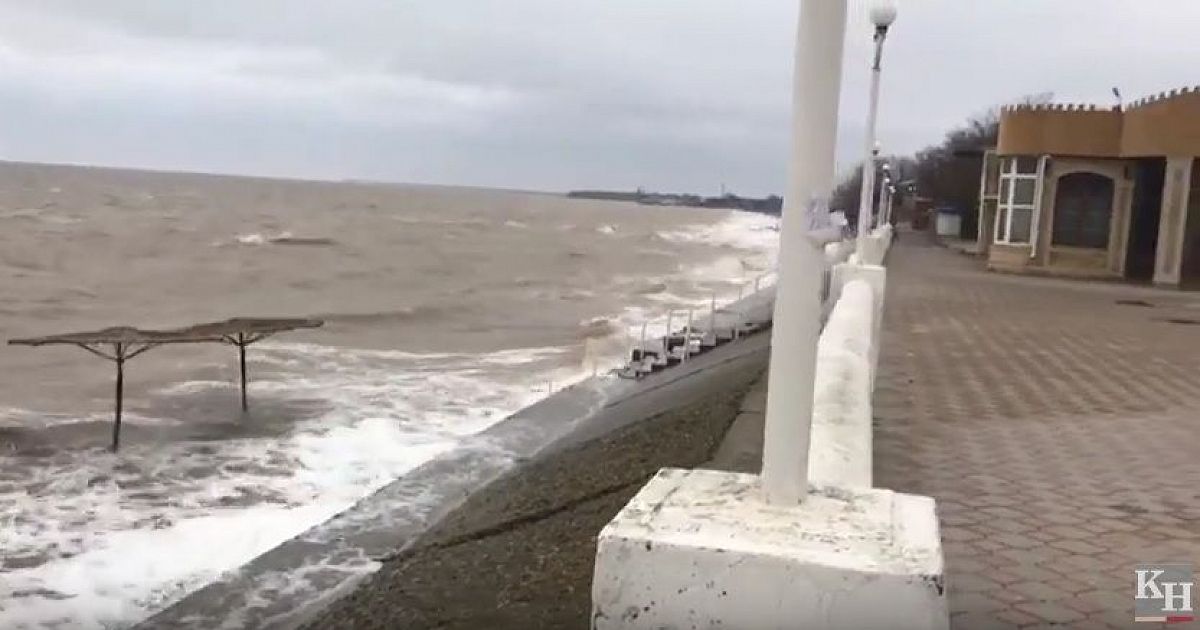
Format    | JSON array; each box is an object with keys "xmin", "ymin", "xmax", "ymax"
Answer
[{"xmin": 0, "ymin": 1, "xmax": 1196, "ymax": 195}]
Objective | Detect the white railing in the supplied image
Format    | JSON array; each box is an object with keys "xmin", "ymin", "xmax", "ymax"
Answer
[
  {"xmin": 560, "ymin": 235, "xmax": 867, "ymax": 393},
  {"xmin": 614, "ymin": 267, "xmax": 785, "ymax": 380}
]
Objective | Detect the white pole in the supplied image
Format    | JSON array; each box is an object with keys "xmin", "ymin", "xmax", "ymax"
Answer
[
  {"xmin": 875, "ymin": 169, "xmax": 889, "ymax": 230},
  {"xmin": 761, "ymin": 0, "xmax": 847, "ymax": 506},
  {"xmin": 855, "ymin": 25, "xmax": 887, "ymax": 257},
  {"xmin": 684, "ymin": 309, "xmax": 693, "ymax": 362},
  {"xmin": 709, "ymin": 292, "xmax": 717, "ymax": 332}
]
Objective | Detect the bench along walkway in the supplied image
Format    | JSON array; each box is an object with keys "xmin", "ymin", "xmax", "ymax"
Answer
[{"xmin": 874, "ymin": 234, "xmax": 1200, "ymax": 629}]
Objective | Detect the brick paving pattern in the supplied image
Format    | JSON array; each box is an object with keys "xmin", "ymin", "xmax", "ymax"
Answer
[{"xmin": 874, "ymin": 234, "xmax": 1200, "ymax": 629}]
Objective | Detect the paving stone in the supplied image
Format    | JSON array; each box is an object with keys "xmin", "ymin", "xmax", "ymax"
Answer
[
  {"xmin": 1008, "ymin": 580, "xmax": 1071, "ymax": 603},
  {"xmin": 1042, "ymin": 525, "xmax": 1094, "ymax": 540},
  {"xmin": 986, "ymin": 518, "xmax": 1034, "ymax": 535},
  {"xmin": 1062, "ymin": 594, "xmax": 1111, "ymax": 615},
  {"xmin": 990, "ymin": 589, "xmax": 1026, "ymax": 604},
  {"xmin": 993, "ymin": 533, "xmax": 1041, "ymax": 550},
  {"xmin": 1048, "ymin": 539, "xmax": 1106, "ymax": 555},
  {"xmin": 947, "ymin": 572, "xmax": 1000, "ymax": 594},
  {"xmin": 873, "ymin": 235, "xmax": 1200, "ymax": 627},
  {"xmin": 995, "ymin": 608, "xmax": 1041, "ymax": 627},
  {"xmin": 1012, "ymin": 601, "xmax": 1086, "ymax": 624},
  {"xmin": 949, "ymin": 592, "xmax": 1006, "ymax": 614},
  {"xmin": 949, "ymin": 611, "xmax": 1019, "ymax": 630}
]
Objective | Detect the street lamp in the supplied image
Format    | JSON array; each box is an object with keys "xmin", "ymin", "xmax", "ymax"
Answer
[
  {"xmin": 875, "ymin": 162, "xmax": 891, "ymax": 228},
  {"xmin": 855, "ymin": 0, "xmax": 898, "ymax": 259}
]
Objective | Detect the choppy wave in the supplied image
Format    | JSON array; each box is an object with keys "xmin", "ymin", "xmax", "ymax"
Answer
[
  {"xmin": 227, "ymin": 232, "xmax": 338, "ymax": 247},
  {"xmin": 0, "ymin": 194, "xmax": 779, "ymax": 629},
  {"xmin": 0, "ymin": 208, "xmax": 82, "ymax": 225},
  {"xmin": 314, "ymin": 306, "xmax": 453, "ymax": 326},
  {"xmin": 0, "ymin": 342, "xmax": 582, "ymax": 630},
  {"xmin": 656, "ymin": 211, "xmax": 779, "ymax": 255}
]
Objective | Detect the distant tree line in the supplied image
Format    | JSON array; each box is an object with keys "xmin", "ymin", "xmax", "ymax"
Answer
[{"xmin": 831, "ymin": 93, "xmax": 1053, "ymax": 224}]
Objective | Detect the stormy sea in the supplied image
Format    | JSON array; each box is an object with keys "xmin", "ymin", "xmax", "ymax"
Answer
[{"xmin": 0, "ymin": 161, "xmax": 778, "ymax": 629}]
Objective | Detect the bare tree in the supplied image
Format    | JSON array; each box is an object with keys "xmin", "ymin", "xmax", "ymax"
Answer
[{"xmin": 831, "ymin": 92, "xmax": 1053, "ymax": 230}]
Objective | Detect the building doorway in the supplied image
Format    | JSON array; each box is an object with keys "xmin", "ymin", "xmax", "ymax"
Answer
[
  {"xmin": 1181, "ymin": 160, "xmax": 1200, "ymax": 289},
  {"xmin": 1126, "ymin": 159, "xmax": 1166, "ymax": 281}
]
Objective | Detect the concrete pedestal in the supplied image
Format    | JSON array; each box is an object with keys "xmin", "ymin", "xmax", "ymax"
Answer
[{"xmin": 592, "ymin": 468, "xmax": 947, "ymax": 630}]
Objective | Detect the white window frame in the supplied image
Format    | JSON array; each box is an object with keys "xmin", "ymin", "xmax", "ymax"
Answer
[
  {"xmin": 977, "ymin": 149, "xmax": 1000, "ymax": 245},
  {"xmin": 993, "ymin": 156, "xmax": 1045, "ymax": 246},
  {"xmin": 1028, "ymin": 155, "xmax": 1049, "ymax": 258}
]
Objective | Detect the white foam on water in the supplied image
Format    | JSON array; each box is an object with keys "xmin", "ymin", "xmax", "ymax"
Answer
[
  {"xmin": 0, "ymin": 208, "xmax": 83, "ymax": 225},
  {"xmin": 656, "ymin": 210, "xmax": 779, "ymax": 264},
  {"xmin": 619, "ymin": 211, "xmax": 780, "ymax": 344},
  {"xmin": 234, "ymin": 232, "xmax": 272, "ymax": 246},
  {"xmin": 0, "ymin": 342, "xmax": 581, "ymax": 630},
  {"xmin": 0, "ymin": 502, "xmax": 348, "ymax": 630},
  {"xmin": 0, "ymin": 209, "xmax": 778, "ymax": 630}
]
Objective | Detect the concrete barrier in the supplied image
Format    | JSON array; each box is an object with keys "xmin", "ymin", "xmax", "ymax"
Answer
[
  {"xmin": 824, "ymin": 239, "xmax": 854, "ymax": 266},
  {"xmin": 593, "ymin": 234, "xmax": 948, "ymax": 630},
  {"xmin": 857, "ymin": 227, "xmax": 893, "ymax": 266},
  {"xmin": 592, "ymin": 470, "xmax": 947, "ymax": 630},
  {"xmin": 808, "ymin": 279, "xmax": 875, "ymax": 488},
  {"xmin": 829, "ymin": 263, "xmax": 886, "ymax": 380}
]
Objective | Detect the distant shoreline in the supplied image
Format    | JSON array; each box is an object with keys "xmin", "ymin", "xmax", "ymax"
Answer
[{"xmin": 568, "ymin": 189, "xmax": 782, "ymax": 215}]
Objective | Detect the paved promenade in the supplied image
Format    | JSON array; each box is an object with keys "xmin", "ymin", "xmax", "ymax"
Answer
[{"xmin": 875, "ymin": 234, "xmax": 1200, "ymax": 629}]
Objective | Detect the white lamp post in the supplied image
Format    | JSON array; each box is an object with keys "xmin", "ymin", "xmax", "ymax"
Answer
[
  {"xmin": 761, "ymin": 0, "xmax": 848, "ymax": 506},
  {"xmin": 885, "ymin": 183, "xmax": 897, "ymax": 225},
  {"xmin": 875, "ymin": 161, "xmax": 891, "ymax": 228},
  {"xmin": 854, "ymin": 1, "xmax": 898, "ymax": 257}
]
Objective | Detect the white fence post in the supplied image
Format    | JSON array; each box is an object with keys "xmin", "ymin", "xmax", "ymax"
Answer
[{"xmin": 683, "ymin": 309, "xmax": 693, "ymax": 363}]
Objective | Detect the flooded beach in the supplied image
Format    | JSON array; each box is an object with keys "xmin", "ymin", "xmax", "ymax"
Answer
[{"xmin": 0, "ymin": 161, "xmax": 778, "ymax": 629}]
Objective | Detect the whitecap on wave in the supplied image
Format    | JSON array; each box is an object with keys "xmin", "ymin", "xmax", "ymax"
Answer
[{"xmin": 0, "ymin": 342, "xmax": 584, "ymax": 630}]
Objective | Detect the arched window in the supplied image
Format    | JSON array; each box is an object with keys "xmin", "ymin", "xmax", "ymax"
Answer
[{"xmin": 1052, "ymin": 172, "xmax": 1114, "ymax": 249}]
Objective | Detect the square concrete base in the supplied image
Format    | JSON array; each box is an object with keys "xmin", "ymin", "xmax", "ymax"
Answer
[{"xmin": 592, "ymin": 468, "xmax": 948, "ymax": 630}]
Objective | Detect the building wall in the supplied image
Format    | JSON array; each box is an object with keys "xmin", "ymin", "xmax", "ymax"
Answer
[
  {"xmin": 987, "ymin": 89, "xmax": 1200, "ymax": 285},
  {"xmin": 986, "ymin": 158, "xmax": 1132, "ymax": 279},
  {"xmin": 998, "ymin": 89, "xmax": 1200, "ymax": 159},
  {"xmin": 998, "ymin": 107, "xmax": 1122, "ymax": 158},
  {"xmin": 1122, "ymin": 91, "xmax": 1200, "ymax": 157},
  {"xmin": 987, "ymin": 243, "xmax": 1034, "ymax": 272},
  {"xmin": 1181, "ymin": 162, "xmax": 1200, "ymax": 286},
  {"xmin": 1154, "ymin": 157, "xmax": 1195, "ymax": 286}
]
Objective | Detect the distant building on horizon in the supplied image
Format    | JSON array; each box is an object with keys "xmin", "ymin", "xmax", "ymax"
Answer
[{"xmin": 977, "ymin": 86, "xmax": 1200, "ymax": 288}]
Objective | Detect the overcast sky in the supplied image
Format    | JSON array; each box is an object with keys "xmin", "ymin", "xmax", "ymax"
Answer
[{"xmin": 0, "ymin": 1, "xmax": 1195, "ymax": 196}]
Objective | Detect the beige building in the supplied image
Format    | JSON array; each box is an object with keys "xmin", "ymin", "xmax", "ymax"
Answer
[{"xmin": 977, "ymin": 87, "xmax": 1200, "ymax": 288}]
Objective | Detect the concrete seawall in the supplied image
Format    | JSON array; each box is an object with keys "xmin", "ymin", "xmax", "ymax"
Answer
[
  {"xmin": 139, "ymin": 292, "xmax": 774, "ymax": 629},
  {"xmin": 303, "ymin": 336, "xmax": 768, "ymax": 629}
]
